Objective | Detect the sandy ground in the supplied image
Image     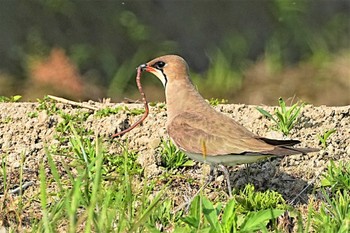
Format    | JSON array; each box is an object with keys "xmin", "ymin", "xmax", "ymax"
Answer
[{"xmin": 0, "ymin": 101, "xmax": 349, "ymax": 227}]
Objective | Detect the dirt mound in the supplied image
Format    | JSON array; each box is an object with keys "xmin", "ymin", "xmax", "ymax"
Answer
[{"xmin": 0, "ymin": 102, "xmax": 349, "ymax": 217}]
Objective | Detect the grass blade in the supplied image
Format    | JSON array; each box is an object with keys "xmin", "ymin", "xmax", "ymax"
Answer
[{"xmin": 39, "ymin": 161, "xmax": 52, "ymax": 233}]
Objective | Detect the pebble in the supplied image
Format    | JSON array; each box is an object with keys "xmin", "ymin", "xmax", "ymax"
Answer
[{"xmin": 149, "ymin": 137, "xmax": 161, "ymax": 149}]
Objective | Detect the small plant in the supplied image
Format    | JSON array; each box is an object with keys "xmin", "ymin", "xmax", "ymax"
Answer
[
  {"xmin": 312, "ymin": 190, "xmax": 350, "ymax": 233},
  {"xmin": 146, "ymin": 198, "xmax": 183, "ymax": 231},
  {"xmin": 0, "ymin": 153, "xmax": 28, "ymax": 231},
  {"xmin": 95, "ymin": 106, "xmax": 123, "ymax": 117},
  {"xmin": 125, "ymin": 106, "xmax": 145, "ymax": 116},
  {"xmin": 309, "ymin": 161, "xmax": 350, "ymax": 232},
  {"xmin": 0, "ymin": 95, "xmax": 22, "ymax": 102},
  {"xmin": 321, "ymin": 161, "xmax": 350, "ymax": 191},
  {"xmin": 34, "ymin": 131, "xmax": 166, "ymax": 232},
  {"xmin": 256, "ymin": 97, "xmax": 304, "ymax": 135},
  {"xmin": 149, "ymin": 102, "xmax": 166, "ymax": 109},
  {"xmin": 180, "ymin": 195, "xmax": 285, "ymax": 232},
  {"xmin": 234, "ymin": 183, "xmax": 288, "ymax": 212},
  {"xmin": 160, "ymin": 140, "xmax": 194, "ymax": 170},
  {"xmin": 27, "ymin": 111, "xmax": 38, "ymax": 118},
  {"xmin": 317, "ymin": 129, "xmax": 336, "ymax": 148},
  {"xmin": 37, "ymin": 96, "xmax": 60, "ymax": 115},
  {"xmin": 208, "ymin": 98, "xmax": 228, "ymax": 106},
  {"xmin": 103, "ymin": 149, "xmax": 143, "ymax": 180},
  {"xmin": 0, "ymin": 116, "xmax": 12, "ymax": 124}
]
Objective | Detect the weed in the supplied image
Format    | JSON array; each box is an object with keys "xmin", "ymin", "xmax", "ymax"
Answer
[
  {"xmin": 160, "ymin": 140, "xmax": 194, "ymax": 170},
  {"xmin": 34, "ymin": 130, "xmax": 166, "ymax": 232},
  {"xmin": 149, "ymin": 102, "xmax": 166, "ymax": 109},
  {"xmin": 0, "ymin": 95, "xmax": 22, "ymax": 102},
  {"xmin": 234, "ymin": 183, "xmax": 288, "ymax": 212},
  {"xmin": 312, "ymin": 190, "xmax": 350, "ymax": 233},
  {"xmin": 0, "ymin": 152, "xmax": 28, "ymax": 231},
  {"xmin": 321, "ymin": 161, "xmax": 350, "ymax": 191},
  {"xmin": 1, "ymin": 116, "xmax": 12, "ymax": 124},
  {"xmin": 103, "ymin": 148, "xmax": 143, "ymax": 180},
  {"xmin": 318, "ymin": 129, "xmax": 336, "ymax": 148},
  {"xmin": 146, "ymin": 199, "xmax": 183, "ymax": 231},
  {"xmin": 95, "ymin": 106, "xmax": 145, "ymax": 118},
  {"xmin": 94, "ymin": 106, "xmax": 123, "ymax": 117},
  {"xmin": 56, "ymin": 111, "xmax": 92, "ymax": 136},
  {"xmin": 37, "ymin": 96, "xmax": 60, "ymax": 115},
  {"xmin": 27, "ymin": 111, "xmax": 38, "ymax": 118},
  {"xmin": 208, "ymin": 98, "xmax": 228, "ymax": 106},
  {"xmin": 124, "ymin": 106, "xmax": 145, "ymax": 116},
  {"xmin": 180, "ymin": 195, "xmax": 285, "ymax": 232},
  {"xmin": 256, "ymin": 97, "xmax": 304, "ymax": 135}
]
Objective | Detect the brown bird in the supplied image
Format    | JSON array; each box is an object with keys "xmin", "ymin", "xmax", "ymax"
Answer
[{"xmin": 140, "ymin": 54, "xmax": 318, "ymax": 195}]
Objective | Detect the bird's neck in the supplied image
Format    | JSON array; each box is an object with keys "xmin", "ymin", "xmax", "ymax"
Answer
[{"xmin": 165, "ymin": 78, "xmax": 212, "ymax": 123}]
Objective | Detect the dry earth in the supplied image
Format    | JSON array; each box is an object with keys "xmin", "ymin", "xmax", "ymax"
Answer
[{"xmin": 0, "ymin": 101, "xmax": 349, "ymax": 229}]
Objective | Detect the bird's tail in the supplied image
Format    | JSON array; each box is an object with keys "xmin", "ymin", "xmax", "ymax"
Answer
[{"xmin": 262, "ymin": 146, "xmax": 319, "ymax": 156}]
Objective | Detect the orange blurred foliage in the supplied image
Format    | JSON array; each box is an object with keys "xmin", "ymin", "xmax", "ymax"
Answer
[{"xmin": 30, "ymin": 48, "xmax": 83, "ymax": 99}]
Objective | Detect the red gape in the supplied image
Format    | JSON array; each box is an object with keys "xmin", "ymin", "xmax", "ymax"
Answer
[{"xmin": 112, "ymin": 66, "xmax": 149, "ymax": 138}]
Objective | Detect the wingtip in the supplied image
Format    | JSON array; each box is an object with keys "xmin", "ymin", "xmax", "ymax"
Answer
[{"xmin": 263, "ymin": 146, "xmax": 319, "ymax": 156}]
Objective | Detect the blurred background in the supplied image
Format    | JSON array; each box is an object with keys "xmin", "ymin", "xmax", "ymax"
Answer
[{"xmin": 0, "ymin": 0, "xmax": 349, "ymax": 105}]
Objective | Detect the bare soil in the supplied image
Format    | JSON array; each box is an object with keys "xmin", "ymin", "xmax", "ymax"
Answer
[{"xmin": 0, "ymin": 101, "xmax": 349, "ymax": 229}]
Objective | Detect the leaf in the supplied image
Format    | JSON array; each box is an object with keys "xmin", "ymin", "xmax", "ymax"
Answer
[
  {"xmin": 183, "ymin": 195, "xmax": 202, "ymax": 228},
  {"xmin": 255, "ymin": 107, "xmax": 277, "ymax": 124},
  {"xmin": 240, "ymin": 209, "xmax": 284, "ymax": 232},
  {"xmin": 12, "ymin": 95, "xmax": 22, "ymax": 102},
  {"xmin": 278, "ymin": 98, "xmax": 286, "ymax": 114},
  {"xmin": 221, "ymin": 199, "xmax": 237, "ymax": 232},
  {"xmin": 181, "ymin": 216, "xmax": 200, "ymax": 228},
  {"xmin": 202, "ymin": 196, "xmax": 221, "ymax": 232},
  {"xmin": 183, "ymin": 160, "xmax": 196, "ymax": 167}
]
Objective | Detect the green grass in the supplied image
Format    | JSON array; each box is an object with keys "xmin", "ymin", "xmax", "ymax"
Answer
[
  {"xmin": 233, "ymin": 184, "xmax": 289, "ymax": 212},
  {"xmin": 321, "ymin": 160, "xmax": 350, "ymax": 192},
  {"xmin": 94, "ymin": 106, "xmax": 123, "ymax": 117},
  {"xmin": 1, "ymin": 136, "xmax": 349, "ymax": 232},
  {"xmin": 208, "ymin": 98, "xmax": 228, "ymax": 106},
  {"xmin": 94, "ymin": 106, "xmax": 145, "ymax": 118},
  {"xmin": 180, "ymin": 195, "xmax": 285, "ymax": 233},
  {"xmin": 1, "ymin": 100, "xmax": 349, "ymax": 232},
  {"xmin": 33, "ymin": 125, "xmax": 167, "ymax": 232},
  {"xmin": 312, "ymin": 190, "xmax": 350, "ymax": 232},
  {"xmin": 317, "ymin": 129, "xmax": 336, "ymax": 149},
  {"xmin": 0, "ymin": 95, "xmax": 22, "ymax": 102},
  {"xmin": 256, "ymin": 97, "xmax": 304, "ymax": 135},
  {"xmin": 160, "ymin": 140, "xmax": 195, "ymax": 171}
]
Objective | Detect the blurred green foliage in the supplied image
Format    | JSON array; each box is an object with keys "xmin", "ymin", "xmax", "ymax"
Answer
[{"xmin": 0, "ymin": 0, "xmax": 349, "ymax": 103}]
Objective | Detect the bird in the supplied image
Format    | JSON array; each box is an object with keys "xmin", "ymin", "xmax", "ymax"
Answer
[{"xmin": 139, "ymin": 54, "xmax": 318, "ymax": 196}]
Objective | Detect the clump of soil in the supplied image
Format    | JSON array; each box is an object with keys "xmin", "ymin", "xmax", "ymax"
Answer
[{"xmin": 0, "ymin": 101, "xmax": 349, "ymax": 228}]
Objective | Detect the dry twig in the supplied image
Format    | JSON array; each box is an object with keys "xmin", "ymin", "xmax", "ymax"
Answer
[{"xmin": 47, "ymin": 95, "xmax": 99, "ymax": 111}]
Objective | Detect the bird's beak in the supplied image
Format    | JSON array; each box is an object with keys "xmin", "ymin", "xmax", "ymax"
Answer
[
  {"xmin": 139, "ymin": 63, "xmax": 147, "ymax": 71},
  {"xmin": 138, "ymin": 63, "xmax": 156, "ymax": 73},
  {"xmin": 138, "ymin": 63, "xmax": 167, "ymax": 87}
]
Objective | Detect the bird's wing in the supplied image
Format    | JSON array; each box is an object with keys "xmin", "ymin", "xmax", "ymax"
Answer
[{"xmin": 167, "ymin": 111, "xmax": 276, "ymax": 155}]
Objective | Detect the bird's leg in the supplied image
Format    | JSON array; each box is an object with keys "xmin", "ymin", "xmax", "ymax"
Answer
[
  {"xmin": 209, "ymin": 164, "xmax": 217, "ymax": 183},
  {"xmin": 218, "ymin": 164, "xmax": 232, "ymax": 197}
]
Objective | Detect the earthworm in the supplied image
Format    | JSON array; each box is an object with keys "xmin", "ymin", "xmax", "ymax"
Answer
[{"xmin": 112, "ymin": 65, "xmax": 149, "ymax": 138}]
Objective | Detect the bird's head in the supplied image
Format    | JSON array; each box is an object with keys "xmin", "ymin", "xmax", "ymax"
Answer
[{"xmin": 140, "ymin": 55, "xmax": 190, "ymax": 87}]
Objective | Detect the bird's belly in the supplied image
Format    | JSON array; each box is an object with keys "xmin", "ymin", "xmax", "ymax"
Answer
[{"xmin": 185, "ymin": 152, "xmax": 270, "ymax": 166}]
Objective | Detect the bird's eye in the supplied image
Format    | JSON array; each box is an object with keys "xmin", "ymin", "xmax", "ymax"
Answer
[{"xmin": 153, "ymin": 61, "xmax": 166, "ymax": 69}]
